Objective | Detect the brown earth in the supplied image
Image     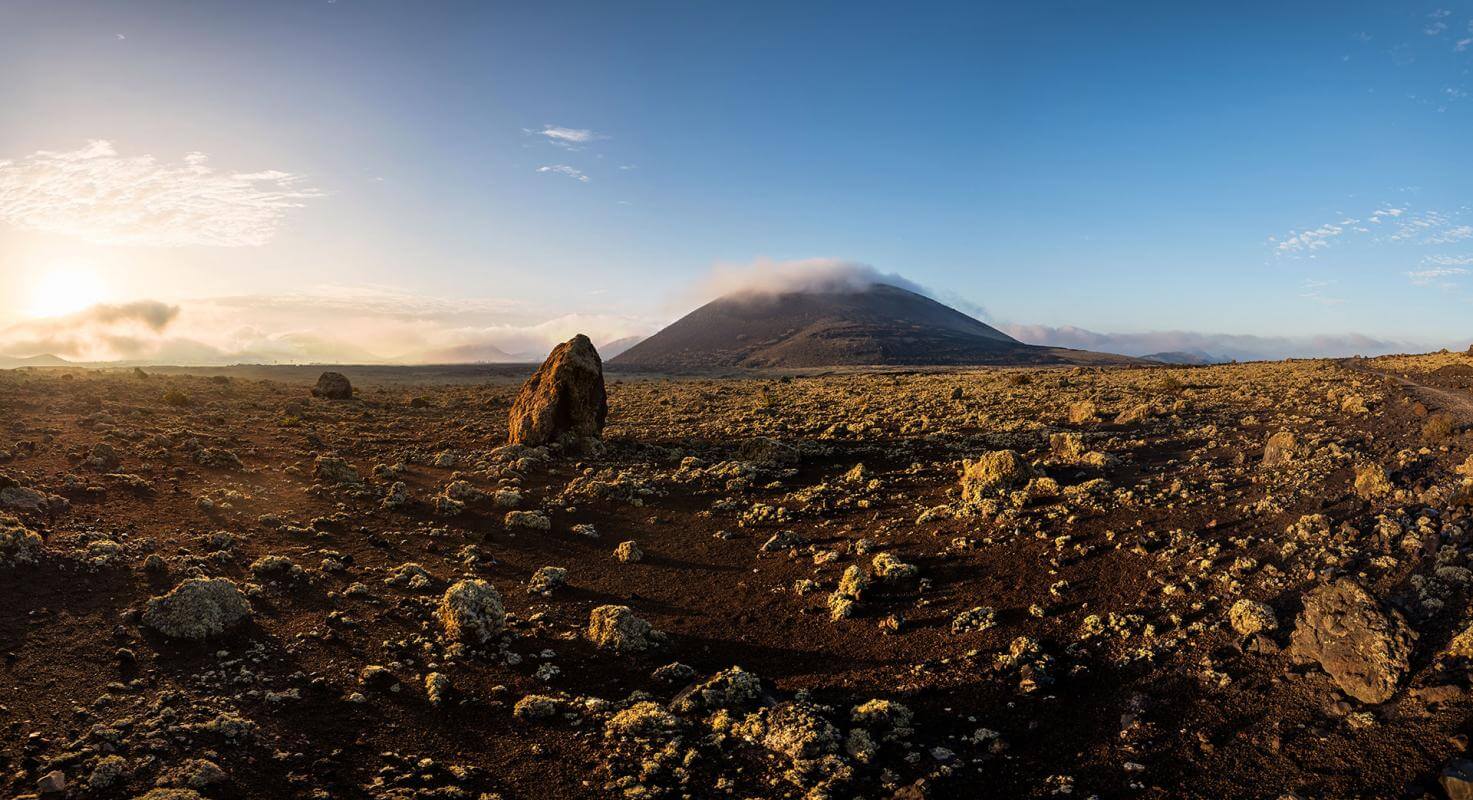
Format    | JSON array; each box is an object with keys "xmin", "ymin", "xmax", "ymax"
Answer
[{"xmin": 1, "ymin": 354, "xmax": 1473, "ymax": 799}]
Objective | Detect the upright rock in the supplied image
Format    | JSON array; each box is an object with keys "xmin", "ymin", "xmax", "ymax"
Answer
[
  {"xmin": 508, "ymin": 334, "xmax": 607, "ymax": 448},
  {"xmin": 1288, "ymin": 578, "xmax": 1414, "ymax": 703},
  {"xmin": 312, "ymin": 371, "xmax": 353, "ymax": 400}
]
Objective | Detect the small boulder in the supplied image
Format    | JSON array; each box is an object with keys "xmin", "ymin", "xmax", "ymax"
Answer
[
  {"xmin": 960, "ymin": 450, "xmax": 1032, "ymax": 502},
  {"xmin": 507, "ymin": 334, "xmax": 607, "ymax": 448},
  {"xmin": 311, "ymin": 371, "xmax": 353, "ymax": 400},
  {"xmin": 142, "ymin": 578, "xmax": 251, "ymax": 640},
  {"xmin": 613, "ymin": 540, "xmax": 643, "ymax": 563},
  {"xmin": 1228, "ymin": 599, "xmax": 1277, "ymax": 636},
  {"xmin": 1354, "ymin": 463, "xmax": 1392, "ymax": 500},
  {"xmin": 1261, "ymin": 430, "xmax": 1297, "ymax": 467},
  {"xmin": 0, "ymin": 512, "xmax": 44, "ymax": 567},
  {"xmin": 436, "ymin": 579, "xmax": 506, "ymax": 644},
  {"xmin": 1288, "ymin": 578, "xmax": 1414, "ymax": 704},
  {"xmin": 587, "ymin": 604, "xmax": 657, "ymax": 652}
]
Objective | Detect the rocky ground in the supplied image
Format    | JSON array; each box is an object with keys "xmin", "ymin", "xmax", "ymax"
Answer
[{"xmin": 3, "ymin": 350, "xmax": 1473, "ymax": 800}]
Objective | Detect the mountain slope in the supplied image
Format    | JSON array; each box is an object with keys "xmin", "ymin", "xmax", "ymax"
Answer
[{"xmin": 613, "ymin": 284, "xmax": 1134, "ymax": 369}]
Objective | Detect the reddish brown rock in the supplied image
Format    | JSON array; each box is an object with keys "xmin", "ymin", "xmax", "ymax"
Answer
[
  {"xmin": 1288, "ymin": 578, "xmax": 1414, "ymax": 704},
  {"xmin": 508, "ymin": 334, "xmax": 607, "ymax": 447},
  {"xmin": 311, "ymin": 371, "xmax": 353, "ymax": 400}
]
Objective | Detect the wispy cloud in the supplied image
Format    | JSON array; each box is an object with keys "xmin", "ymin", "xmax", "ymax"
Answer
[
  {"xmin": 536, "ymin": 164, "xmax": 590, "ymax": 183},
  {"xmin": 1429, "ymin": 224, "xmax": 1473, "ymax": 244},
  {"xmin": 0, "ymin": 140, "xmax": 322, "ymax": 247},
  {"xmin": 1273, "ymin": 223, "xmax": 1344, "ymax": 253},
  {"xmin": 1299, "ymin": 278, "xmax": 1345, "ymax": 305},
  {"xmin": 532, "ymin": 125, "xmax": 605, "ymax": 151},
  {"xmin": 1272, "ymin": 204, "xmax": 1471, "ymax": 256},
  {"xmin": 1408, "ymin": 266, "xmax": 1469, "ymax": 286},
  {"xmin": 1426, "ymin": 254, "xmax": 1473, "ymax": 266}
]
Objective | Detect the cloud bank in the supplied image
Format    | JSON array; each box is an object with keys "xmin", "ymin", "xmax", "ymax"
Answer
[
  {"xmin": 695, "ymin": 258, "xmax": 929, "ymax": 300},
  {"xmin": 0, "ymin": 301, "xmax": 183, "ymax": 362},
  {"xmin": 0, "ymin": 140, "xmax": 321, "ymax": 247},
  {"xmin": 1001, "ymin": 324, "xmax": 1449, "ymax": 362},
  {"xmin": 0, "ymin": 288, "xmax": 655, "ymax": 365}
]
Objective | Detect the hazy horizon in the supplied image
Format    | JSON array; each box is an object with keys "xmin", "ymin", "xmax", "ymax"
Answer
[{"xmin": 2, "ymin": 1, "xmax": 1471, "ymax": 365}]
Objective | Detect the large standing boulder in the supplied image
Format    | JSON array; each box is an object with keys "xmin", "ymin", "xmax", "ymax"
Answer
[
  {"xmin": 312, "ymin": 371, "xmax": 353, "ymax": 400},
  {"xmin": 508, "ymin": 334, "xmax": 607, "ymax": 448},
  {"xmin": 1288, "ymin": 578, "xmax": 1415, "ymax": 703}
]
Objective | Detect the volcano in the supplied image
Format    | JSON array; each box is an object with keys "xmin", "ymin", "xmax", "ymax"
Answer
[{"xmin": 612, "ymin": 283, "xmax": 1134, "ymax": 370}]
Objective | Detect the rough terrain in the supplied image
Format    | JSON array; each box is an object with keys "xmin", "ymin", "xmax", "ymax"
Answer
[{"xmin": 3, "ymin": 349, "xmax": 1473, "ymax": 799}]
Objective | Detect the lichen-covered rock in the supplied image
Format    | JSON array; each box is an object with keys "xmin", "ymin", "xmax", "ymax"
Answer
[
  {"xmin": 425, "ymin": 672, "xmax": 451, "ymax": 706},
  {"xmin": 1228, "ymin": 599, "xmax": 1277, "ymax": 636},
  {"xmin": 851, "ymin": 699, "xmax": 915, "ymax": 741},
  {"xmin": 0, "ymin": 512, "xmax": 43, "ymax": 567},
  {"xmin": 504, "ymin": 510, "xmax": 551, "ymax": 530},
  {"xmin": 871, "ymin": 552, "xmax": 918, "ymax": 582},
  {"xmin": 587, "ymin": 604, "xmax": 656, "ymax": 652},
  {"xmin": 734, "ymin": 700, "xmax": 841, "ymax": 761},
  {"xmin": 311, "ymin": 371, "xmax": 352, "ymax": 400},
  {"xmin": 507, "ymin": 334, "xmax": 607, "ymax": 448},
  {"xmin": 670, "ymin": 666, "xmax": 764, "ymax": 714},
  {"xmin": 951, "ymin": 606, "xmax": 997, "ymax": 634},
  {"xmin": 1354, "ymin": 463, "xmax": 1392, "ymax": 499},
  {"xmin": 513, "ymin": 694, "xmax": 560, "ymax": 720},
  {"xmin": 436, "ymin": 579, "xmax": 506, "ymax": 644},
  {"xmin": 605, "ymin": 701, "xmax": 678, "ymax": 738},
  {"xmin": 613, "ymin": 540, "xmax": 643, "ymax": 563},
  {"xmin": 527, "ymin": 566, "xmax": 568, "ymax": 596},
  {"xmin": 142, "ymin": 578, "xmax": 251, "ymax": 640},
  {"xmin": 960, "ymin": 450, "xmax": 1032, "ymax": 502},
  {"xmin": 1288, "ymin": 578, "xmax": 1414, "ymax": 703},
  {"xmin": 312, "ymin": 456, "xmax": 360, "ymax": 486}
]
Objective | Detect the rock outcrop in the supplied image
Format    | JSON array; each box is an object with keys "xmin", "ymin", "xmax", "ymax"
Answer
[{"xmin": 508, "ymin": 334, "xmax": 607, "ymax": 448}]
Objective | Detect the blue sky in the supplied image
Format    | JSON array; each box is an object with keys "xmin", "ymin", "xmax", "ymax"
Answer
[{"xmin": 0, "ymin": 0, "xmax": 1470, "ymax": 362}]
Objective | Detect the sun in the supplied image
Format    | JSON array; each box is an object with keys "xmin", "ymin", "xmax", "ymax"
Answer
[{"xmin": 26, "ymin": 267, "xmax": 109, "ymax": 318}]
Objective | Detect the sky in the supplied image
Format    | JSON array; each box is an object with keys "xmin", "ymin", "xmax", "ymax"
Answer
[{"xmin": 0, "ymin": 0, "xmax": 1471, "ymax": 363}]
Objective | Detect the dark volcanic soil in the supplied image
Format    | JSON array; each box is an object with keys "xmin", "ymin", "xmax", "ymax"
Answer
[{"xmin": 2, "ymin": 354, "xmax": 1473, "ymax": 799}]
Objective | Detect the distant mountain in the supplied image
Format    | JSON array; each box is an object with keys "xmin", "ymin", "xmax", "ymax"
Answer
[
  {"xmin": 599, "ymin": 335, "xmax": 647, "ymax": 360},
  {"xmin": 612, "ymin": 283, "xmax": 1138, "ymax": 370},
  {"xmin": 1141, "ymin": 350, "xmax": 1222, "ymax": 365},
  {"xmin": 0, "ymin": 353, "xmax": 71, "ymax": 368},
  {"xmin": 403, "ymin": 342, "xmax": 519, "ymax": 364}
]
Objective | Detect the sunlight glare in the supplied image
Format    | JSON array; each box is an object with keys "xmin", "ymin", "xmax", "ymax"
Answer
[{"xmin": 25, "ymin": 267, "xmax": 109, "ymax": 318}]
